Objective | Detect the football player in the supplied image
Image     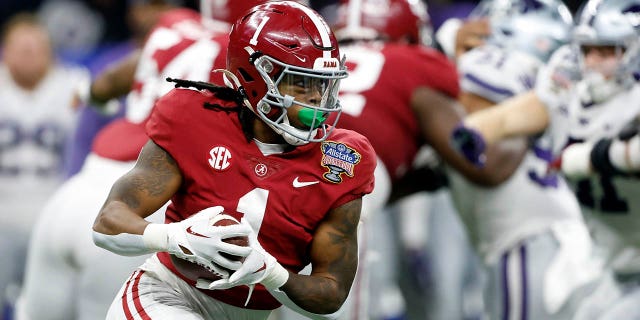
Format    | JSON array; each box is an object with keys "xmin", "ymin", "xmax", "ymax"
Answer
[
  {"xmin": 0, "ymin": 13, "xmax": 90, "ymax": 319},
  {"xmin": 452, "ymin": 0, "xmax": 640, "ymax": 317},
  {"xmin": 93, "ymin": 2, "xmax": 376, "ymax": 319},
  {"xmin": 449, "ymin": 0, "xmax": 622, "ymax": 319},
  {"xmin": 15, "ymin": 1, "xmax": 264, "ymax": 319}
]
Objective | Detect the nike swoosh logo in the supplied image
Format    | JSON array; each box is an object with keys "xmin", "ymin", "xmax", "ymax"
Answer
[
  {"xmin": 293, "ymin": 177, "xmax": 319, "ymax": 188},
  {"xmin": 253, "ymin": 262, "xmax": 267, "ymax": 274},
  {"xmin": 186, "ymin": 226, "xmax": 209, "ymax": 238},
  {"xmin": 293, "ymin": 55, "xmax": 306, "ymax": 62}
]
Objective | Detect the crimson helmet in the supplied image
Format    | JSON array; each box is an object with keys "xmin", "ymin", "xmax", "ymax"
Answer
[
  {"xmin": 333, "ymin": 0, "xmax": 432, "ymax": 45},
  {"xmin": 225, "ymin": 1, "xmax": 347, "ymax": 146}
]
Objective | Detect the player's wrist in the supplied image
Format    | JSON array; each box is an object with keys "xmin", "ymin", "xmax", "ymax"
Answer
[
  {"xmin": 262, "ymin": 262, "xmax": 289, "ymax": 290},
  {"xmin": 451, "ymin": 122, "xmax": 487, "ymax": 167},
  {"xmin": 143, "ymin": 223, "xmax": 169, "ymax": 251}
]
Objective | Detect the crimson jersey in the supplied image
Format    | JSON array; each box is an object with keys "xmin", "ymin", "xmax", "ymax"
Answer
[
  {"xmin": 147, "ymin": 88, "xmax": 376, "ymax": 309},
  {"xmin": 92, "ymin": 8, "xmax": 228, "ymax": 161},
  {"xmin": 336, "ymin": 42, "xmax": 459, "ymax": 181}
]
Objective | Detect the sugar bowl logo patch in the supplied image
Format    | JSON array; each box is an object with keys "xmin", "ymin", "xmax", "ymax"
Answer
[{"xmin": 320, "ymin": 141, "xmax": 362, "ymax": 183}]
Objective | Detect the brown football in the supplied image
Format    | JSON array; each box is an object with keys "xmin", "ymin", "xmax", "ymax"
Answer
[{"xmin": 170, "ymin": 213, "xmax": 248, "ymax": 281}]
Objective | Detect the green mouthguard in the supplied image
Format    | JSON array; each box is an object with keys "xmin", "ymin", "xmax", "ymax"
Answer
[{"xmin": 298, "ymin": 108, "xmax": 326, "ymax": 129}]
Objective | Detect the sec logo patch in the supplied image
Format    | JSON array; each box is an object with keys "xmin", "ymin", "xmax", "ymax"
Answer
[{"xmin": 208, "ymin": 146, "xmax": 232, "ymax": 171}]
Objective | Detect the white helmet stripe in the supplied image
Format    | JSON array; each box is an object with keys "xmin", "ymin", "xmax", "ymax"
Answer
[
  {"xmin": 250, "ymin": 16, "xmax": 271, "ymax": 45},
  {"xmin": 289, "ymin": 2, "xmax": 333, "ymax": 58},
  {"xmin": 346, "ymin": 0, "xmax": 363, "ymax": 34}
]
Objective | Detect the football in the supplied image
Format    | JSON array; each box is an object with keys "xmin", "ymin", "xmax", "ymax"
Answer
[{"xmin": 170, "ymin": 213, "xmax": 249, "ymax": 281}]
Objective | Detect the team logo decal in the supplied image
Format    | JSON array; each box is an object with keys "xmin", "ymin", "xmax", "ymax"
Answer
[
  {"xmin": 320, "ymin": 141, "xmax": 362, "ymax": 183},
  {"xmin": 208, "ymin": 146, "xmax": 232, "ymax": 171},
  {"xmin": 247, "ymin": 156, "xmax": 281, "ymax": 179},
  {"xmin": 255, "ymin": 163, "xmax": 268, "ymax": 177}
]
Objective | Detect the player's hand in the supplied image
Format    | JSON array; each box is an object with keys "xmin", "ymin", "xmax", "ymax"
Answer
[
  {"xmin": 165, "ymin": 207, "xmax": 253, "ymax": 273},
  {"xmin": 196, "ymin": 219, "xmax": 289, "ymax": 292},
  {"xmin": 451, "ymin": 123, "xmax": 487, "ymax": 167},
  {"xmin": 455, "ymin": 18, "xmax": 490, "ymax": 59}
]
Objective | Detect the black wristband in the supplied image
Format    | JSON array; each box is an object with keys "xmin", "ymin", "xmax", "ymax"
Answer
[{"xmin": 590, "ymin": 138, "xmax": 625, "ymax": 177}]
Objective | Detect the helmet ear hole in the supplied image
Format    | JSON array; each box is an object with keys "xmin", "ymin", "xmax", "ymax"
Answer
[
  {"xmin": 238, "ymin": 68, "xmax": 254, "ymax": 82},
  {"xmin": 236, "ymin": 68, "xmax": 258, "ymax": 97}
]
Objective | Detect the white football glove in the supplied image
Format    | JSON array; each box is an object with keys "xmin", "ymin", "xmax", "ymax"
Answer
[
  {"xmin": 196, "ymin": 218, "xmax": 289, "ymax": 294},
  {"xmin": 144, "ymin": 206, "xmax": 253, "ymax": 276}
]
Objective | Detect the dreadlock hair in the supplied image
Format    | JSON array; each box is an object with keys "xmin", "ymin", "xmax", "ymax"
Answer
[{"xmin": 166, "ymin": 77, "xmax": 256, "ymax": 141}]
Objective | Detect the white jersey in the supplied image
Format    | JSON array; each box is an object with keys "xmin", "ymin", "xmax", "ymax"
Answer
[
  {"xmin": 126, "ymin": 15, "xmax": 225, "ymax": 123},
  {"xmin": 0, "ymin": 64, "xmax": 88, "ymax": 231},
  {"xmin": 538, "ymin": 45, "xmax": 640, "ymax": 272},
  {"xmin": 458, "ymin": 44, "xmax": 540, "ymax": 103},
  {"xmin": 450, "ymin": 45, "xmax": 583, "ymax": 263}
]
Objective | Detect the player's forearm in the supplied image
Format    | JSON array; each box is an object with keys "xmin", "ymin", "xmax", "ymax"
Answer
[
  {"xmin": 465, "ymin": 91, "xmax": 549, "ymax": 144},
  {"xmin": 92, "ymin": 197, "xmax": 157, "ymax": 256},
  {"xmin": 91, "ymin": 50, "xmax": 141, "ymax": 103},
  {"xmin": 92, "ymin": 171, "xmax": 168, "ymax": 256},
  {"xmin": 269, "ymin": 200, "xmax": 359, "ymax": 316},
  {"xmin": 94, "ymin": 200, "xmax": 150, "ymax": 236},
  {"xmin": 278, "ymin": 273, "xmax": 349, "ymax": 315}
]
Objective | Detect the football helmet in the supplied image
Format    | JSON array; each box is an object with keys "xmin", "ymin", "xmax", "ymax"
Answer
[
  {"xmin": 225, "ymin": 1, "xmax": 347, "ymax": 146},
  {"xmin": 333, "ymin": 0, "xmax": 432, "ymax": 45},
  {"xmin": 573, "ymin": 0, "xmax": 640, "ymax": 103},
  {"xmin": 470, "ymin": 0, "xmax": 574, "ymax": 62}
]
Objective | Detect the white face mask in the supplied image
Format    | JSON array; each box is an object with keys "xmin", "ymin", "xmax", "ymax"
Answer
[
  {"xmin": 580, "ymin": 71, "xmax": 624, "ymax": 104},
  {"xmin": 584, "ymin": 54, "xmax": 621, "ymax": 80},
  {"xmin": 579, "ymin": 47, "xmax": 630, "ymax": 104},
  {"xmin": 265, "ymin": 114, "xmax": 318, "ymax": 146}
]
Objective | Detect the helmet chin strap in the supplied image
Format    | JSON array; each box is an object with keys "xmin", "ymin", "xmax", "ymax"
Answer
[{"xmin": 266, "ymin": 114, "xmax": 317, "ymax": 146}]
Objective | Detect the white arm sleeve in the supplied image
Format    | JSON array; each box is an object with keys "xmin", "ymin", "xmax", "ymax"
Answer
[
  {"xmin": 92, "ymin": 231, "xmax": 154, "ymax": 256},
  {"xmin": 92, "ymin": 223, "xmax": 169, "ymax": 256}
]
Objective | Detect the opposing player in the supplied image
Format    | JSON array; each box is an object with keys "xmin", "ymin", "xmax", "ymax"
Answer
[
  {"xmin": 93, "ymin": 2, "xmax": 376, "ymax": 319},
  {"xmin": 451, "ymin": 0, "xmax": 640, "ymax": 317},
  {"xmin": 15, "ymin": 1, "xmax": 267, "ymax": 319},
  {"xmin": 448, "ymin": 1, "xmax": 622, "ymax": 319},
  {"xmin": 550, "ymin": 1, "xmax": 640, "ymax": 317},
  {"xmin": 0, "ymin": 13, "xmax": 90, "ymax": 318}
]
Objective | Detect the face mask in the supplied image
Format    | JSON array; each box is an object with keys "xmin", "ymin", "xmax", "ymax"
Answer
[{"xmin": 581, "ymin": 71, "xmax": 624, "ymax": 104}]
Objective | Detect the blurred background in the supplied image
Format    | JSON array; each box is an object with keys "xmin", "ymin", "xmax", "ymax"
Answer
[{"xmin": 0, "ymin": 0, "xmax": 585, "ymax": 69}]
